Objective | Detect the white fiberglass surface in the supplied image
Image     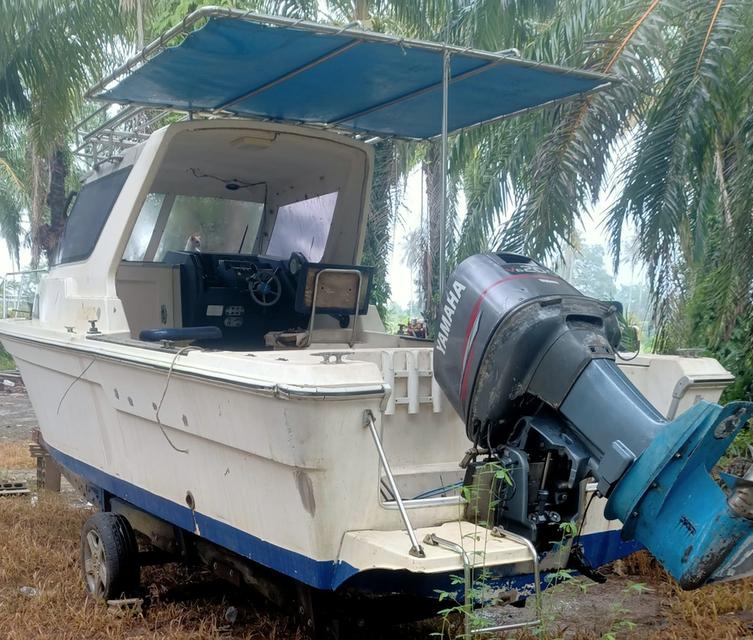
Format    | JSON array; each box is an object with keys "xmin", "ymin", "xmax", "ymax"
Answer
[{"xmin": 116, "ymin": 124, "xmax": 369, "ymax": 266}]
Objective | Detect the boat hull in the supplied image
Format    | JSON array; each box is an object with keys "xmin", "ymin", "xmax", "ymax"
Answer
[{"xmin": 0, "ymin": 327, "xmax": 730, "ymax": 595}]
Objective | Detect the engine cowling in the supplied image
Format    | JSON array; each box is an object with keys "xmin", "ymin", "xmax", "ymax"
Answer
[{"xmin": 434, "ymin": 252, "xmax": 753, "ymax": 588}]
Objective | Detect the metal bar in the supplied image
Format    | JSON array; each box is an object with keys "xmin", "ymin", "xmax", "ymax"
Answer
[
  {"xmin": 2, "ymin": 270, "xmax": 47, "ymax": 320},
  {"xmin": 427, "ymin": 527, "xmax": 542, "ymax": 636},
  {"xmin": 82, "ymin": 105, "xmax": 146, "ymax": 142},
  {"xmin": 76, "ymin": 104, "xmax": 110, "ymax": 129},
  {"xmin": 364, "ymin": 410, "xmax": 425, "ymax": 558},
  {"xmin": 351, "ymin": 269, "xmax": 364, "ymax": 348},
  {"xmin": 438, "ymin": 48, "xmax": 450, "ymax": 297},
  {"xmin": 471, "ymin": 619, "xmax": 541, "ymax": 634},
  {"xmin": 85, "ymin": 6, "xmax": 614, "ymax": 101},
  {"xmin": 215, "ymin": 40, "xmax": 362, "ymax": 112},
  {"xmin": 490, "ymin": 527, "xmax": 543, "ymax": 625},
  {"xmin": 83, "ymin": 130, "xmax": 150, "ymax": 142},
  {"xmin": 144, "ymin": 193, "xmax": 177, "ymax": 261},
  {"xmin": 381, "ymin": 495, "xmax": 462, "ymax": 509},
  {"xmin": 85, "ymin": 83, "xmax": 610, "ymax": 144},
  {"xmin": 432, "ymin": 82, "xmax": 612, "ymax": 142},
  {"xmin": 136, "ymin": 109, "xmax": 181, "ymax": 133},
  {"xmin": 3, "ymin": 269, "xmax": 47, "ymax": 277},
  {"xmin": 424, "ymin": 533, "xmax": 472, "ymax": 637}
]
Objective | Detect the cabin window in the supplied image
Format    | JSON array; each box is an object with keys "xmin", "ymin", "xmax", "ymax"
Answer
[
  {"xmin": 154, "ymin": 195, "xmax": 264, "ymax": 260},
  {"xmin": 123, "ymin": 193, "xmax": 166, "ymax": 261},
  {"xmin": 56, "ymin": 168, "xmax": 131, "ymax": 264},
  {"xmin": 266, "ymin": 191, "xmax": 338, "ymax": 262},
  {"xmin": 120, "ymin": 193, "xmax": 265, "ymax": 262}
]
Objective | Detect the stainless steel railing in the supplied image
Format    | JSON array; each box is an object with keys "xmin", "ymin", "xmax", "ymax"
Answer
[
  {"xmin": 2, "ymin": 269, "xmax": 47, "ymax": 319},
  {"xmin": 363, "ymin": 409, "xmax": 425, "ymax": 558}
]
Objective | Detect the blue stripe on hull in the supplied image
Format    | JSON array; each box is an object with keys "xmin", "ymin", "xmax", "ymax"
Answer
[
  {"xmin": 47, "ymin": 444, "xmax": 359, "ymax": 590},
  {"xmin": 580, "ymin": 529, "xmax": 643, "ymax": 568},
  {"xmin": 47, "ymin": 445, "xmax": 641, "ymax": 596}
]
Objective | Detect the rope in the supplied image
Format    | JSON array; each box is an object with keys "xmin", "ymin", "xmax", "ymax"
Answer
[
  {"xmin": 154, "ymin": 346, "xmax": 200, "ymax": 454},
  {"xmin": 56, "ymin": 359, "xmax": 96, "ymax": 415}
]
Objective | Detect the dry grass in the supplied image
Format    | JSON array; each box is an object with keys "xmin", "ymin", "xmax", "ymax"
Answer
[
  {"xmin": 0, "ymin": 441, "xmax": 35, "ymax": 470},
  {"xmin": 512, "ymin": 551, "xmax": 753, "ymax": 640},
  {"xmin": 1, "ymin": 493, "xmax": 753, "ymax": 639},
  {"xmin": 0, "ymin": 493, "xmax": 302, "ymax": 639},
  {"xmin": 620, "ymin": 551, "xmax": 753, "ymax": 639}
]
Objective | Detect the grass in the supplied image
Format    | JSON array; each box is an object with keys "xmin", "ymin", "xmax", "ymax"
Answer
[
  {"xmin": 0, "ymin": 488, "xmax": 752, "ymax": 639},
  {"xmin": 0, "ymin": 343, "xmax": 14, "ymax": 370},
  {"xmin": 510, "ymin": 552, "xmax": 753, "ymax": 640},
  {"xmin": 3, "ymin": 495, "xmax": 753, "ymax": 640},
  {"xmin": 0, "ymin": 493, "xmax": 303, "ymax": 640},
  {"xmin": 0, "ymin": 441, "xmax": 36, "ymax": 469}
]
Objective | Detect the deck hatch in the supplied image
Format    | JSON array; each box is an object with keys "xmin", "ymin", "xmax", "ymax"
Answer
[{"xmin": 95, "ymin": 11, "xmax": 613, "ymax": 140}]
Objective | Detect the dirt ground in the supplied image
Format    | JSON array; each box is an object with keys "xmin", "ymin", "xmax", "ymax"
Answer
[
  {"xmin": 0, "ymin": 373, "xmax": 37, "ymax": 442},
  {"xmin": 1, "ymin": 383, "xmax": 753, "ymax": 639}
]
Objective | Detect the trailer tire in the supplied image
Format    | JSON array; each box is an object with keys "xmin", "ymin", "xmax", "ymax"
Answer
[{"xmin": 80, "ymin": 512, "xmax": 140, "ymax": 600}]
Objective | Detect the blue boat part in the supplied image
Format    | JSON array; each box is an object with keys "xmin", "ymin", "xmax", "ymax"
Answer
[
  {"xmin": 97, "ymin": 14, "xmax": 612, "ymax": 140},
  {"xmin": 47, "ymin": 440, "xmax": 637, "ymax": 597},
  {"xmin": 605, "ymin": 401, "xmax": 753, "ymax": 588}
]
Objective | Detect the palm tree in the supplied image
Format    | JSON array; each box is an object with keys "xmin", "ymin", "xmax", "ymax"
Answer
[
  {"xmin": 0, "ymin": 126, "xmax": 27, "ymax": 265},
  {"xmin": 0, "ymin": 0, "xmax": 129, "ymax": 265},
  {"xmin": 446, "ymin": 0, "xmax": 753, "ymax": 398}
]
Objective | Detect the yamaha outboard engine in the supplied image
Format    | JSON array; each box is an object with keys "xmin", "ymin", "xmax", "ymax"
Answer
[{"xmin": 434, "ymin": 252, "xmax": 753, "ymax": 589}]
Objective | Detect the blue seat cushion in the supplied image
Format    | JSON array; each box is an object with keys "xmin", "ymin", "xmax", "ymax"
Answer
[{"xmin": 139, "ymin": 326, "xmax": 223, "ymax": 342}]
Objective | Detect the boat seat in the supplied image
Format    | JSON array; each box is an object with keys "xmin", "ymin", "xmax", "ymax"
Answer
[{"xmin": 138, "ymin": 326, "xmax": 223, "ymax": 343}]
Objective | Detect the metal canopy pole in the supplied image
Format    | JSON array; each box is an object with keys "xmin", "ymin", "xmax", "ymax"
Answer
[{"xmin": 439, "ymin": 48, "xmax": 450, "ymax": 296}]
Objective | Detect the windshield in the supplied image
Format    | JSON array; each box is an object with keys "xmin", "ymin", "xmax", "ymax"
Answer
[{"xmin": 124, "ymin": 194, "xmax": 264, "ymax": 261}]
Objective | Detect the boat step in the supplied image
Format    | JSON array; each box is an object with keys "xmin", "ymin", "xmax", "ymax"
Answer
[{"xmin": 338, "ymin": 521, "xmax": 534, "ymax": 573}]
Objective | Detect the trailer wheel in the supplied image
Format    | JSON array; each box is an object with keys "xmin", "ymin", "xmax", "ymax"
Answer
[{"xmin": 80, "ymin": 512, "xmax": 139, "ymax": 600}]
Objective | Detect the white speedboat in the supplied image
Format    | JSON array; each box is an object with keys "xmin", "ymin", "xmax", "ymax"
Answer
[{"xmin": 2, "ymin": 8, "xmax": 752, "ymax": 637}]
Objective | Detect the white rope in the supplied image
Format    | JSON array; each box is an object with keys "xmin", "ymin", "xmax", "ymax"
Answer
[
  {"xmin": 56, "ymin": 359, "xmax": 96, "ymax": 415},
  {"xmin": 154, "ymin": 346, "xmax": 200, "ymax": 454}
]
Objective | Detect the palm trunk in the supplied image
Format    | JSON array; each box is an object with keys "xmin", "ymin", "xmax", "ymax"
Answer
[
  {"xmin": 353, "ymin": 0, "xmax": 369, "ymax": 21},
  {"xmin": 362, "ymin": 140, "xmax": 397, "ymax": 319},
  {"xmin": 28, "ymin": 141, "xmax": 49, "ymax": 269},
  {"xmin": 44, "ymin": 146, "xmax": 69, "ymax": 262},
  {"xmin": 423, "ymin": 141, "xmax": 443, "ymax": 332}
]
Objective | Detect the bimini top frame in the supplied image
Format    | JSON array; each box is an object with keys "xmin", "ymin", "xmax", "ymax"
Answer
[
  {"xmin": 79, "ymin": 5, "xmax": 616, "ymax": 296},
  {"xmin": 87, "ymin": 6, "xmax": 614, "ymax": 141}
]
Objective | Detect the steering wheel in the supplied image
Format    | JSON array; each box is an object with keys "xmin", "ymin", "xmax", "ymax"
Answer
[{"xmin": 247, "ymin": 268, "xmax": 283, "ymax": 306}]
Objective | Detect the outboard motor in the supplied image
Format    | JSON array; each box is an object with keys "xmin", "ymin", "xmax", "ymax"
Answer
[{"xmin": 434, "ymin": 252, "xmax": 753, "ymax": 589}]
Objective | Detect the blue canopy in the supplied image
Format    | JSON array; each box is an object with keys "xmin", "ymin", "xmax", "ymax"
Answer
[{"xmin": 97, "ymin": 12, "xmax": 612, "ymax": 140}]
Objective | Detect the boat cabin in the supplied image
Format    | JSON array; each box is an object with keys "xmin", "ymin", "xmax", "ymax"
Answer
[
  {"xmin": 56, "ymin": 120, "xmax": 377, "ymax": 349},
  {"xmin": 43, "ymin": 10, "xmax": 612, "ymax": 351}
]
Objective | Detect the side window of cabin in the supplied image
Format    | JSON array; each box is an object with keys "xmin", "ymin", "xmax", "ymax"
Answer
[
  {"xmin": 122, "ymin": 193, "xmax": 166, "ymax": 261},
  {"xmin": 266, "ymin": 191, "xmax": 338, "ymax": 262},
  {"xmin": 56, "ymin": 168, "xmax": 131, "ymax": 264}
]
